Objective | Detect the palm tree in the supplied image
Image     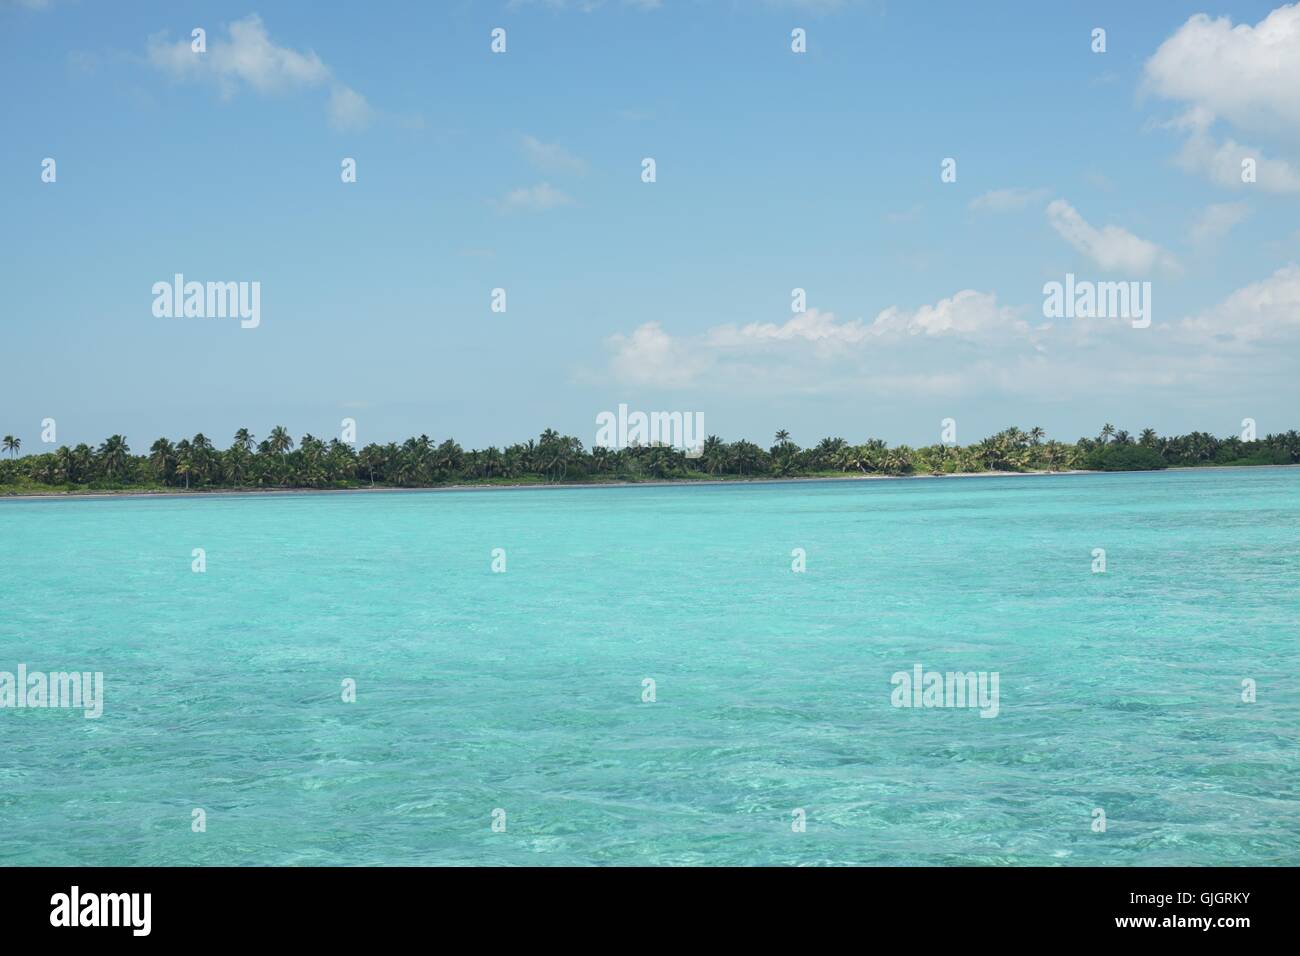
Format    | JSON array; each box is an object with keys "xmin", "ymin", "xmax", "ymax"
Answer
[
  {"xmin": 32, "ymin": 456, "xmax": 57, "ymax": 484},
  {"xmin": 849, "ymin": 439, "xmax": 887, "ymax": 473},
  {"xmin": 480, "ymin": 446, "xmax": 504, "ymax": 478},
  {"xmin": 11, "ymin": 422, "xmax": 1300, "ymax": 491},
  {"xmin": 267, "ymin": 426, "xmax": 294, "ymax": 455},
  {"xmin": 189, "ymin": 433, "xmax": 215, "ymax": 485},
  {"xmin": 435, "ymin": 439, "xmax": 465, "ymax": 477},
  {"xmin": 813, "ymin": 437, "xmax": 846, "ymax": 469},
  {"xmin": 393, "ymin": 448, "xmax": 420, "ymax": 487},
  {"xmin": 224, "ymin": 445, "xmax": 249, "ymax": 486},
  {"xmin": 729, "ymin": 440, "xmax": 765, "ymax": 476},
  {"xmin": 71, "ymin": 444, "xmax": 93, "ymax": 481},
  {"xmin": 644, "ymin": 444, "xmax": 685, "ymax": 479},
  {"xmin": 501, "ymin": 446, "xmax": 524, "ymax": 479},
  {"xmin": 325, "ymin": 439, "xmax": 356, "ymax": 484},
  {"xmin": 97, "ymin": 435, "xmax": 130, "ymax": 482},
  {"xmin": 149, "ymin": 438, "xmax": 175, "ymax": 483},
  {"xmin": 54, "ymin": 446, "xmax": 76, "ymax": 483},
  {"xmin": 174, "ymin": 439, "xmax": 193, "ymax": 488},
  {"xmin": 700, "ymin": 435, "xmax": 727, "ymax": 475},
  {"xmin": 358, "ymin": 444, "xmax": 385, "ymax": 486},
  {"xmin": 927, "ymin": 443, "xmax": 951, "ymax": 475}
]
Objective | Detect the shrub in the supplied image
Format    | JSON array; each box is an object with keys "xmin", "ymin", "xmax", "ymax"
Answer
[{"xmin": 1084, "ymin": 444, "xmax": 1168, "ymax": 471}]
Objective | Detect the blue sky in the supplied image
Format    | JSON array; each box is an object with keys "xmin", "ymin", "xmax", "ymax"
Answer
[{"xmin": 3, "ymin": 0, "xmax": 1299, "ymax": 451}]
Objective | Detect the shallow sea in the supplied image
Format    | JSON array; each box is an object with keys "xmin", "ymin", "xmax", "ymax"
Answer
[{"xmin": 1, "ymin": 468, "xmax": 1297, "ymax": 865}]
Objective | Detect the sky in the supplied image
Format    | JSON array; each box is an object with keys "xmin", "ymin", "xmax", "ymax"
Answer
[{"xmin": 2, "ymin": 0, "xmax": 1299, "ymax": 452}]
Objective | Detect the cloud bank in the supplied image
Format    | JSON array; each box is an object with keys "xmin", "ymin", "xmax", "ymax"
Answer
[{"xmin": 147, "ymin": 14, "xmax": 372, "ymax": 131}]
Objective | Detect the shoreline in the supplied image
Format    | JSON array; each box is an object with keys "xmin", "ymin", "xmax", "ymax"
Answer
[
  {"xmin": 5, "ymin": 466, "xmax": 1285, "ymax": 502},
  {"xmin": 2, "ymin": 469, "xmax": 1094, "ymax": 501}
]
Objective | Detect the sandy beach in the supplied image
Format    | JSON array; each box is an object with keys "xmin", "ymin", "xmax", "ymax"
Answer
[{"xmin": 0, "ymin": 469, "xmax": 1106, "ymax": 501}]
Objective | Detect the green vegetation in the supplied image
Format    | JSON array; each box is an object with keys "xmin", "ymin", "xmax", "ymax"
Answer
[
  {"xmin": 1, "ymin": 425, "xmax": 1297, "ymax": 495},
  {"xmin": 1082, "ymin": 443, "xmax": 1168, "ymax": 472}
]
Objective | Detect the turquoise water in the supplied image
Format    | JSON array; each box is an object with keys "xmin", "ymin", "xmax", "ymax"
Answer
[{"xmin": 1, "ymin": 468, "xmax": 1297, "ymax": 866}]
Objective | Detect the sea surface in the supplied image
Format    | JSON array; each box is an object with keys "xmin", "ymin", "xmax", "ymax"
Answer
[{"xmin": 1, "ymin": 468, "xmax": 1297, "ymax": 866}]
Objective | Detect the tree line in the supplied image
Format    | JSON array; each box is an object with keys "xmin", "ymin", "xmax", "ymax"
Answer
[{"xmin": 2, "ymin": 425, "xmax": 1297, "ymax": 492}]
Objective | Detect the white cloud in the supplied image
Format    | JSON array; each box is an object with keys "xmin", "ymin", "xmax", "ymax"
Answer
[
  {"xmin": 147, "ymin": 14, "xmax": 369, "ymax": 130},
  {"xmin": 1175, "ymin": 121, "xmax": 1300, "ymax": 194},
  {"xmin": 697, "ymin": 294, "xmax": 1027, "ymax": 367},
  {"xmin": 602, "ymin": 292, "xmax": 1029, "ymax": 391},
  {"xmin": 705, "ymin": 294, "xmax": 1025, "ymax": 352},
  {"xmin": 1144, "ymin": 5, "xmax": 1300, "ymax": 134},
  {"xmin": 521, "ymin": 135, "xmax": 587, "ymax": 176},
  {"xmin": 493, "ymin": 182, "xmax": 574, "ymax": 212},
  {"xmin": 1144, "ymin": 6, "xmax": 1300, "ymax": 191},
  {"xmin": 596, "ymin": 267, "xmax": 1300, "ymax": 401},
  {"xmin": 708, "ymin": 309, "xmax": 871, "ymax": 349},
  {"xmin": 866, "ymin": 291, "xmax": 1027, "ymax": 339},
  {"xmin": 606, "ymin": 321, "xmax": 712, "ymax": 387},
  {"xmin": 328, "ymin": 85, "xmax": 373, "ymax": 132},
  {"xmin": 969, "ymin": 187, "xmax": 1049, "ymax": 213},
  {"xmin": 1176, "ymin": 264, "xmax": 1300, "ymax": 347},
  {"xmin": 1190, "ymin": 202, "xmax": 1250, "ymax": 246},
  {"xmin": 1046, "ymin": 199, "xmax": 1180, "ymax": 274}
]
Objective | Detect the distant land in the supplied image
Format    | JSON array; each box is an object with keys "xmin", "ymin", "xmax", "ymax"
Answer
[{"xmin": 3, "ymin": 425, "xmax": 1296, "ymax": 496}]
